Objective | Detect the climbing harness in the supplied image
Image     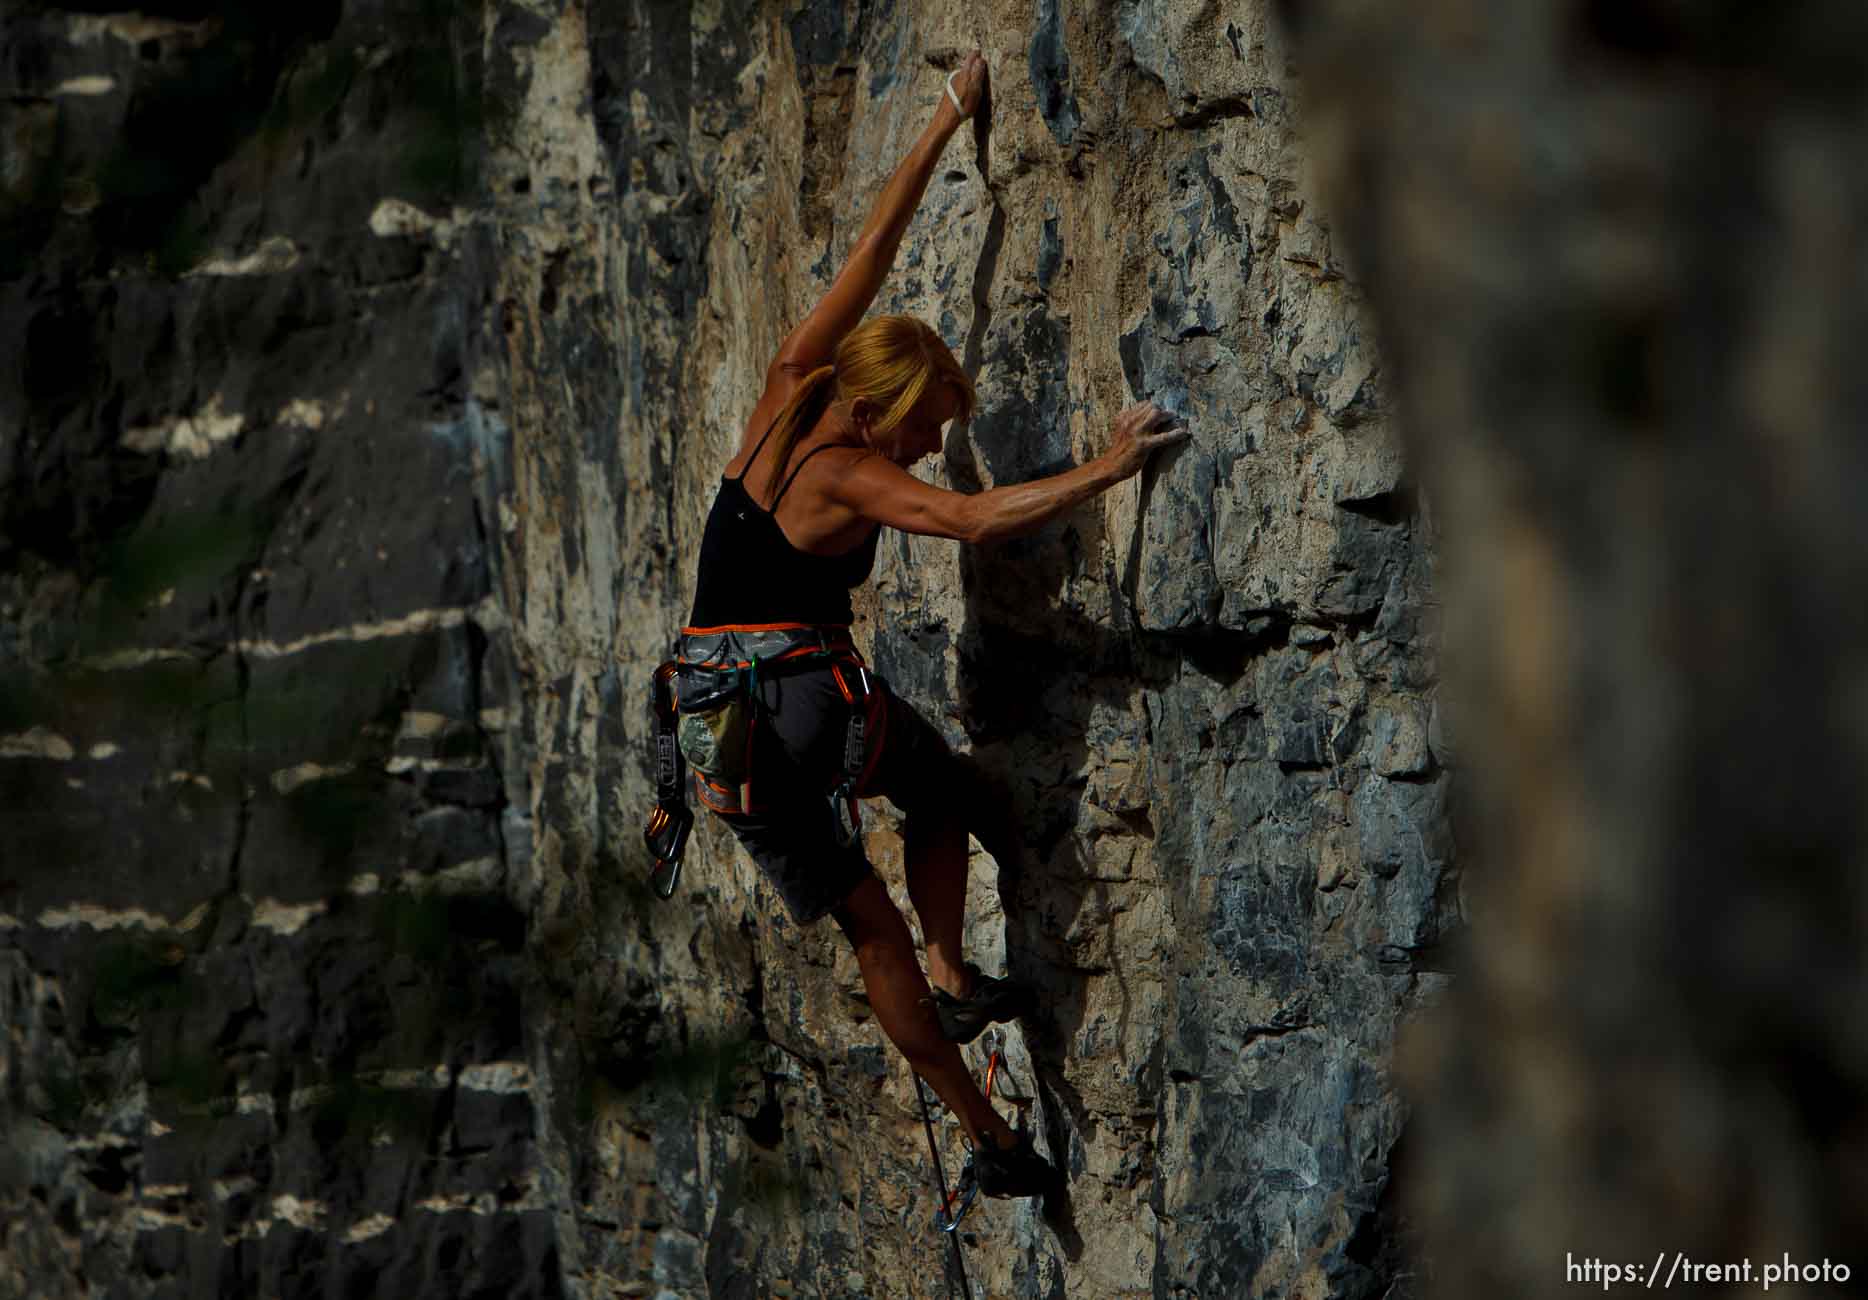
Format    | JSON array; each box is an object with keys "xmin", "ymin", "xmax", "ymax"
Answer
[{"xmin": 639, "ymin": 622, "xmax": 883, "ymax": 897}]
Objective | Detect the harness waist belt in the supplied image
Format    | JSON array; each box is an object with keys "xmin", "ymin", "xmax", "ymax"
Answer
[
  {"xmin": 677, "ymin": 622, "xmax": 857, "ymax": 670},
  {"xmin": 645, "ymin": 621, "xmax": 877, "ymax": 889}
]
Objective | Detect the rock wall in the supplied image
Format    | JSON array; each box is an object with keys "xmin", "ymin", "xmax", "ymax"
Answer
[
  {"xmin": 3, "ymin": 3, "xmax": 1448, "ymax": 1297},
  {"xmin": 1, "ymin": 4, "xmax": 552, "ymax": 1297},
  {"xmin": 490, "ymin": 2, "xmax": 1445, "ymax": 1296}
]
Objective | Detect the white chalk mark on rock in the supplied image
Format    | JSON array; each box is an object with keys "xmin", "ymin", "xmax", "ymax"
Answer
[
  {"xmin": 457, "ymin": 1062, "xmax": 532, "ymax": 1094},
  {"xmin": 385, "ymin": 754, "xmax": 485, "ymax": 775},
  {"xmin": 1, "ymin": 728, "xmax": 76, "ymax": 760},
  {"xmin": 369, "ymin": 197, "xmax": 470, "ymax": 250},
  {"xmin": 123, "ymin": 393, "xmax": 245, "ymax": 459},
  {"xmin": 38, "ymin": 904, "xmax": 175, "ymax": 932},
  {"xmin": 187, "ymin": 235, "xmax": 301, "ymax": 278},
  {"xmin": 278, "ymin": 398, "xmax": 338, "ymax": 430},
  {"xmin": 131, "ymin": 1207, "xmax": 191, "ymax": 1232},
  {"xmin": 248, "ymin": 898, "xmax": 326, "ymax": 936},
  {"xmin": 53, "ymin": 75, "xmax": 116, "ymax": 96},
  {"xmin": 343, "ymin": 1214, "xmax": 396, "ymax": 1244},
  {"xmin": 412, "ymin": 1183, "xmax": 543, "ymax": 1216},
  {"xmin": 271, "ymin": 762, "xmax": 355, "ymax": 795},
  {"xmin": 237, "ymin": 596, "xmax": 502, "ymax": 659},
  {"xmin": 80, "ymin": 597, "xmax": 507, "ymax": 671},
  {"xmin": 271, "ymin": 1196, "xmax": 326, "ymax": 1230}
]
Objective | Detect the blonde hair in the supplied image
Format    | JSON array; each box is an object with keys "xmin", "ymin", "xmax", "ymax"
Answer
[{"xmin": 760, "ymin": 315, "xmax": 976, "ymax": 497}]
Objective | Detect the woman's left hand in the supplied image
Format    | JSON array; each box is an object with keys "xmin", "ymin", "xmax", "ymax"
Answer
[{"xmin": 943, "ymin": 51, "xmax": 989, "ymax": 122}]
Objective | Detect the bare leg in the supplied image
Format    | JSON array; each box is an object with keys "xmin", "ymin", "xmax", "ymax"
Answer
[
  {"xmin": 904, "ymin": 804, "xmax": 973, "ymax": 998},
  {"xmin": 832, "ymin": 876, "xmax": 1013, "ymax": 1149}
]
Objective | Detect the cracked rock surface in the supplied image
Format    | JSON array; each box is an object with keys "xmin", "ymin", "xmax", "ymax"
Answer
[
  {"xmin": 488, "ymin": 3, "xmax": 1444, "ymax": 1296},
  {"xmin": 3, "ymin": 2, "xmax": 1446, "ymax": 1297},
  {"xmin": 2, "ymin": 5, "xmax": 546, "ymax": 1298}
]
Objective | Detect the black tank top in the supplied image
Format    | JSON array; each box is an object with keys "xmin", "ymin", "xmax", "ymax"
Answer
[{"xmin": 688, "ymin": 415, "xmax": 880, "ymax": 628}]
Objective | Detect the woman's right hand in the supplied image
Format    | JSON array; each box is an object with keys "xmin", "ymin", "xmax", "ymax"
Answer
[{"xmin": 1104, "ymin": 401, "xmax": 1188, "ymax": 479}]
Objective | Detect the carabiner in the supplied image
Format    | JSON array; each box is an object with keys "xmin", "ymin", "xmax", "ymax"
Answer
[
  {"xmin": 645, "ymin": 801, "xmax": 692, "ymax": 898},
  {"xmin": 933, "ymin": 1155, "xmax": 979, "ymax": 1233}
]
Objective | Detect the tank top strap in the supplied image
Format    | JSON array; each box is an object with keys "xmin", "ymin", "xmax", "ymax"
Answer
[
  {"xmin": 730, "ymin": 410, "xmax": 785, "ymax": 485},
  {"xmin": 769, "ymin": 441, "xmax": 848, "ymax": 512}
]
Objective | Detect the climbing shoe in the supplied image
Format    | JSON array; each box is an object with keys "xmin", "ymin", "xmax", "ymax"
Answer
[
  {"xmin": 929, "ymin": 964, "xmax": 1035, "ymax": 1044},
  {"xmin": 974, "ymin": 1129, "xmax": 1058, "ymax": 1200}
]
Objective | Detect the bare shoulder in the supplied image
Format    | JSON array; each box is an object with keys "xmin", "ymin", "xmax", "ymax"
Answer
[
  {"xmin": 780, "ymin": 440, "xmax": 878, "ymax": 510},
  {"xmin": 795, "ymin": 439, "xmax": 877, "ymax": 489},
  {"xmin": 818, "ymin": 444, "xmax": 903, "ymax": 491}
]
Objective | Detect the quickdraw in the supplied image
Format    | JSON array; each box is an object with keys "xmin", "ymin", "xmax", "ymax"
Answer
[
  {"xmin": 645, "ymin": 661, "xmax": 693, "ymax": 899},
  {"xmin": 827, "ymin": 658, "xmax": 879, "ymax": 850},
  {"xmin": 915, "ymin": 1072, "xmax": 975, "ymax": 1299},
  {"xmin": 914, "ymin": 1048, "xmax": 1013, "ymax": 1300}
]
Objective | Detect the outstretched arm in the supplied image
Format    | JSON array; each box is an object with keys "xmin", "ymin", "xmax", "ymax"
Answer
[
  {"xmin": 825, "ymin": 402, "xmax": 1189, "ymax": 544},
  {"xmin": 766, "ymin": 53, "xmax": 988, "ymax": 385}
]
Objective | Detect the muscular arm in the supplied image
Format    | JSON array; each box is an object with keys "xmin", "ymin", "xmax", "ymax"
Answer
[
  {"xmin": 830, "ymin": 453, "xmax": 1127, "ymax": 546},
  {"xmin": 819, "ymin": 400, "xmax": 1186, "ymax": 545},
  {"xmin": 766, "ymin": 56, "xmax": 984, "ymax": 384}
]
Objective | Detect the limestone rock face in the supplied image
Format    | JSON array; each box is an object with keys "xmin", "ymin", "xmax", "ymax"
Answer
[
  {"xmin": 491, "ymin": 3, "xmax": 1444, "ymax": 1296},
  {"xmin": 2, "ymin": 3, "xmax": 1443, "ymax": 1297},
  {"xmin": 2, "ymin": 5, "xmax": 551, "ymax": 1298}
]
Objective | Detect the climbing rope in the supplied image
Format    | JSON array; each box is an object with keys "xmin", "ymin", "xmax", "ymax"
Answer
[
  {"xmin": 915, "ymin": 1071, "xmax": 974, "ymax": 1300},
  {"xmin": 914, "ymin": 1048, "xmax": 1014, "ymax": 1300}
]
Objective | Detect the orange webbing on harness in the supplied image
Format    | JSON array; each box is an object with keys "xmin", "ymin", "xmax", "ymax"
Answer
[
  {"xmin": 678, "ymin": 621, "xmax": 858, "ymax": 670},
  {"xmin": 680, "ymin": 620, "xmax": 844, "ymax": 635},
  {"xmin": 673, "ymin": 622, "xmax": 879, "ymax": 820}
]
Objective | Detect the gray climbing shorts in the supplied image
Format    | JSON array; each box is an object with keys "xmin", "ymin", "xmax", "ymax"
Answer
[{"xmin": 718, "ymin": 665, "xmax": 954, "ymax": 924}]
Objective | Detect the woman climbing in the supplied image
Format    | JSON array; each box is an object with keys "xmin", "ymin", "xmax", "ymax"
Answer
[{"xmin": 676, "ymin": 51, "xmax": 1184, "ymax": 1198}]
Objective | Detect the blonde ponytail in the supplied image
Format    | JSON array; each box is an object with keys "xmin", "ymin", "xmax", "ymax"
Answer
[
  {"xmin": 760, "ymin": 364, "xmax": 838, "ymax": 501},
  {"xmin": 758, "ymin": 316, "xmax": 977, "ymax": 497}
]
